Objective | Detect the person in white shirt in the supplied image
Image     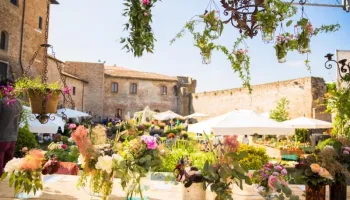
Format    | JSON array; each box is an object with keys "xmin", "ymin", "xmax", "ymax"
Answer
[{"xmin": 242, "ymin": 135, "xmax": 249, "ymax": 145}]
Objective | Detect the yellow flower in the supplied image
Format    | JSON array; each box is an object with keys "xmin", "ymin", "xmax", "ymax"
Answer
[
  {"xmin": 319, "ymin": 168, "xmax": 333, "ymax": 180},
  {"xmin": 310, "ymin": 163, "xmax": 321, "ymax": 173}
]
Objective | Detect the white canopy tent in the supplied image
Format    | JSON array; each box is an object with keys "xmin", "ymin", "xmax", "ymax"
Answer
[
  {"xmin": 209, "ymin": 110, "xmax": 295, "ymax": 136},
  {"xmin": 57, "ymin": 108, "xmax": 90, "ymax": 119},
  {"xmin": 153, "ymin": 110, "xmax": 184, "ymax": 121},
  {"xmin": 185, "ymin": 113, "xmax": 209, "ymax": 119},
  {"xmin": 282, "ymin": 117, "xmax": 333, "ymax": 129},
  {"xmin": 188, "ymin": 112, "xmax": 232, "ymax": 133},
  {"xmin": 21, "ymin": 106, "xmax": 65, "ymax": 134},
  {"xmin": 260, "ymin": 112, "xmax": 270, "ymax": 119}
]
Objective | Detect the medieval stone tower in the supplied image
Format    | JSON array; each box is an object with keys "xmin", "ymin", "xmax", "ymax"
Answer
[{"xmin": 0, "ymin": 0, "xmax": 59, "ymax": 80}]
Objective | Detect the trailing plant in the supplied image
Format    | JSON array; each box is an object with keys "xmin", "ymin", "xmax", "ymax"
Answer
[
  {"xmin": 273, "ymin": 32, "xmax": 298, "ymax": 62},
  {"xmin": 15, "ymin": 77, "xmax": 60, "ymax": 95},
  {"xmin": 121, "ymin": 0, "xmax": 159, "ymax": 57}
]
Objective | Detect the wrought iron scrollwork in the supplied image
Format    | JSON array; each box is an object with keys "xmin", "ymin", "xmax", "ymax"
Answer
[
  {"xmin": 324, "ymin": 53, "xmax": 350, "ymax": 80},
  {"xmin": 220, "ymin": 0, "xmax": 265, "ymax": 38}
]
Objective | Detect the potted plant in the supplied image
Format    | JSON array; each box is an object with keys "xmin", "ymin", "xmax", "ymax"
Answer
[
  {"xmin": 233, "ymin": 49, "xmax": 248, "ymax": 66},
  {"xmin": 174, "ymin": 159, "xmax": 206, "ymax": 200},
  {"xmin": 1, "ymin": 149, "xmax": 45, "ymax": 199},
  {"xmin": 14, "ymin": 77, "xmax": 72, "ymax": 118},
  {"xmin": 201, "ymin": 10, "xmax": 223, "ymax": 39},
  {"xmin": 273, "ymin": 32, "xmax": 297, "ymax": 63},
  {"xmin": 252, "ymin": 163, "xmax": 299, "ymax": 200},
  {"xmin": 195, "ymin": 35, "xmax": 216, "ymax": 64},
  {"xmin": 295, "ymin": 18, "xmax": 313, "ymax": 54},
  {"xmin": 296, "ymin": 155, "xmax": 333, "ymax": 200}
]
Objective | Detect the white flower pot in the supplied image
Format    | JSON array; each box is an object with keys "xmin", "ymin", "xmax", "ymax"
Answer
[{"xmin": 182, "ymin": 182, "xmax": 206, "ymax": 200}]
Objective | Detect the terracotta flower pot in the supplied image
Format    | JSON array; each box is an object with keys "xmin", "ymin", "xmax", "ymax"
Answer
[
  {"xmin": 305, "ymin": 185, "xmax": 326, "ymax": 200},
  {"xmin": 28, "ymin": 88, "xmax": 60, "ymax": 114}
]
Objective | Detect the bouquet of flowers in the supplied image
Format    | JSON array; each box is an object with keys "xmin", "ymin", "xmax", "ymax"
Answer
[
  {"xmin": 1, "ymin": 149, "xmax": 45, "ymax": 197},
  {"xmin": 72, "ymin": 126, "xmax": 114, "ymax": 200},
  {"xmin": 252, "ymin": 163, "xmax": 299, "ymax": 200},
  {"xmin": 114, "ymin": 135, "xmax": 161, "ymax": 199}
]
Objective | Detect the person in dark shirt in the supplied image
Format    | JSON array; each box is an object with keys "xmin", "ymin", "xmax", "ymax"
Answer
[{"xmin": 0, "ymin": 79, "xmax": 22, "ymax": 176}]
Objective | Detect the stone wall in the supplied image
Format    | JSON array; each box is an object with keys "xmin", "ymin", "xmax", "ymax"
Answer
[
  {"xmin": 103, "ymin": 76, "xmax": 178, "ymax": 118},
  {"xmin": 65, "ymin": 62, "xmax": 105, "ymax": 116},
  {"xmin": 0, "ymin": 0, "xmax": 56, "ymax": 79},
  {"xmin": 191, "ymin": 77, "xmax": 331, "ymax": 121},
  {"xmin": 176, "ymin": 76, "xmax": 197, "ymax": 116}
]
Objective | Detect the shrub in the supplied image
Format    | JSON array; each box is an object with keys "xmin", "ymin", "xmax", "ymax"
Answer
[
  {"xmin": 235, "ymin": 144, "xmax": 269, "ymax": 170},
  {"xmin": 317, "ymin": 138, "xmax": 343, "ymax": 151},
  {"xmin": 61, "ymin": 136, "xmax": 69, "ymax": 144},
  {"xmin": 14, "ymin": 125, "xmax": 38, "ymax": 157}
]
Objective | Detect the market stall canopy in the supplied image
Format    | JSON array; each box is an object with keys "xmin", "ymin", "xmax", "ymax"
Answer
[
  {"xmin": 185, "ymin": 113, "xmax": 209, "ymax": 119},
  {"xmin": 57, "ymin": 108, "xmax": 90, "ymax": 119},
  {"xmin": 21, "ymin": 106, "xmax": 65, "ymax": 133},
  {"xmin": 282, "ymin": 117, "xmax": 333, "ymax": 129},
  {"xmin": 211, "ymin": 110, "xmax": 295, "ymax": 136},
  {"xmin": 188, "ymin": 112, "xmax": 231, "ymax": 133},
  {"xmin": 133, "ymin": 106, "xmax": 157, "ymax": 123},
  {"xmin": 260, "ymin": 112, "xmax": 270, "ymax": 119},
  {"xmin": 153, "ymin": 110, "xmax": 184, "ymax": 121}
]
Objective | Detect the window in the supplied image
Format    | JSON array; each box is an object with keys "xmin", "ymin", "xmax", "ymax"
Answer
[
  {"xmin": 154, "ymin": 109, "xmax": 160, "ymax": 113},
  {"xmin": 173, "ymin": 85, "xmax": 178, "ymax": 96},
  {"xmin": 130, "ymin": 83, "xmax": 137, "ymax": 94},
  {"xmin": 0, "ymin": 62, "xmax": 8, "ymax": 80},
  {"xmin": 10, "ymin": 0, "xmax": 18, "ymax": 6},
  {"xmin": 38, "ymin": 17, "xmax": 43, "ymax": 30},
  {"xmin": 73, "ymin": 87, "xmax": 76, "ymax": 95},
  {"xmin": 161, "ymin": 86, "xmax": 167, "ymax": 95},
  {"xmin": 0, "ymin": 31, "xmax": 9, "ymax": 51},
  {"xmin": 112, "ymin": 82, "xmax": 118, "ymax": 93},
  {"xmin": 116, "ymin": 109, "xmax": 123, "ymax": 118}
]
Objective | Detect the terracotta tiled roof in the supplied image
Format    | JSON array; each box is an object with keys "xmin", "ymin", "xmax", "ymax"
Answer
[{"xmin": 104, "ymin": 66, "xmax": 178, "ymax": 82}]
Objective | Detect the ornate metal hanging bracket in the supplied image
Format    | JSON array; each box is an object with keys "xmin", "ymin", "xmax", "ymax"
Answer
[{"xmin": 324, "ymin": 53, "xmax": 350, "ymax": 80}]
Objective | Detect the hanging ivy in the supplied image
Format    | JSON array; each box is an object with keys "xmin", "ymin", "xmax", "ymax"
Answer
[{"xmin": 121, "ymin": 0, "xmax": 159, "ymax": 57}]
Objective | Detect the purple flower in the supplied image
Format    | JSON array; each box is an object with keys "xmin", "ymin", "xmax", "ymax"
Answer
[
  {"xmin": 274, "ymin": 165, "xmax": 283, "ymax": 171},
  {"xmin": 281, "ymin": 168, "xmax": 287, "ymax": 175},
  {"xmin": 141, "ymin": 135, "xmax": 157, "ymax": 149}
]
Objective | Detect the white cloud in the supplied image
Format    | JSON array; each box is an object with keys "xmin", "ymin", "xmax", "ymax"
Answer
[{"xmin": 286, "ymin": 60, "xmax": 305, "ymax": 67}]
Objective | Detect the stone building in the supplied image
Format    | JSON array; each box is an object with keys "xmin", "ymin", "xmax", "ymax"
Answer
[
  {"xmin": 0, "ymin": 0, "xmax": 59, "ymax": 80},
  {"xmin": 191, "ymin": 77, "xmax": 331, "ymax": 122}
]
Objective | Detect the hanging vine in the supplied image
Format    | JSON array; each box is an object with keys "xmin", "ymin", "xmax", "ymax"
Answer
[{"xmin": 121, "ymin": 0, "xmax": 159, "ymax": 57}]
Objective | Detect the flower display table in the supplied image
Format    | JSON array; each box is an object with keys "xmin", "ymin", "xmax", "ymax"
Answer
[{"xmin": 1, "ymin": 175, "xmax": 350, "ymax": 199}]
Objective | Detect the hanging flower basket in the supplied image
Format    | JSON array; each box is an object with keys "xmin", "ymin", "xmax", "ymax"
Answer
[
  {"xmin": 28, "ymin": 88, "xmax": 61, "ymax": 114},
  {"xmin": 295, "ymin": 18, "xmax": 313, "ymax": 54},
  {"xmin": 201, "ymin": 52, "xmax": 212, "ymax": 64},
  {"xmin": 203, "ymin": 10, "xmax": 223, "ymax": 40},
  {"xmin": 261, "ymin": 29, "xmax": 274, "ymax": 43}
]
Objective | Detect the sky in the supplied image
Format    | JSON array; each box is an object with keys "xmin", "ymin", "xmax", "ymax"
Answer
[{"xmin": 48, "ymin": 0, "xmax": 350, "ymax": 92}]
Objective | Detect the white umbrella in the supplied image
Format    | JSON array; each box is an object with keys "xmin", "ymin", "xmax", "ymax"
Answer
[
  {"xmin": 282, "ymin": 117, "xmax": 333, "ymax": 129},
  {"xmin": 188, "ymin": 112, "xmax": 232, "ymax": 133},
  {"xmin": 21, "ymin": 106, "xmax": 65, "ymax": 134},
  {"xmin": 260, "ymin": 112, "xmax": 270, "ymax": 119},
  {"xmin": 57, "ymin": 108, "xmax": 90, "ymax": 119},
  {"xmin": 153, "ymin": 110, "xmax": 184, "ymax": 121},
  {"xmin": 212, "ymin": 110, "xmax": 295, "ymax": 136},
  {"xmin": 185, "ymin": 113, "xmax": 209, "ymax": 119}
]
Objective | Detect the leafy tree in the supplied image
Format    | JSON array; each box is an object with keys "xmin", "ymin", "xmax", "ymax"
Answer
[{"xmin": 270, "ymin": 97, "xmax": 290, "ymax": 122}]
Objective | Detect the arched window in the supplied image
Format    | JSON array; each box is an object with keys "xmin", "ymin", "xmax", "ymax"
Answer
[
  {"xmin": 0, "ymin": 31, "xmax": 9, "ymax": 51},
  {"xmin": 116, "ymin": 109, "xmax": 123, "ymax": 118},
  {"xmin": 161, "ymin": 86, "xmax": 167, "ymax": 95},
  {"xmin": 130, "ymin": 83, "xmax": 137, "ymax": 94}
]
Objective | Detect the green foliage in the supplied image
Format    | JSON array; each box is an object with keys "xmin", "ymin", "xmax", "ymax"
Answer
[
  {"xmin": 313, "ymin": 23, "xmax": 341, "ymax": 36},
  {"xmin": 270, "ymin": 97, "xmax": 290, "ymax": 122},
  {"xmin": 45, "ymin": 146, "xmax": 80, "ymax": 163},
  {"xmin": 317, "ymin": 138, "xmax": 343, "ymax": 151},
  {"xmin": 15, "ymin": 77, "xmax": 60, "ymax": 96},
  {"xmin": 295, "ymin": 129, "xmax": 308, "ymax": 143},
  {"xmin": 121, "ymin": 0, "xmax": 159, "ymax": 57},
  {"xmin": 273, "ymin": 32, "xmax": 298, "ymax": 60},
  {"xmin": 14, "ymin": 125, "xmax": 38, "ymax": 157},
  {"xmin": 1, "ymin": 170, "xmax": 43, "ymax": 195},
  {"xmin": 235, "ymin": 144, "xmax": 269, "ymax": 170}
]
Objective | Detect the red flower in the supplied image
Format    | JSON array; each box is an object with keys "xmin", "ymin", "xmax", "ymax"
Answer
[{"xmin": 61, "ymin": 144, "xmax": 67, "ymax": 149}]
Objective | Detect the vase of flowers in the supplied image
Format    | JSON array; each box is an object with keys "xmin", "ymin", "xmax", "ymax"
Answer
[
  {"xmin": 296, "ymin": 155, "xmax": 333, "ymax": 200},
  {"xmin": 252, "ymin": 163, "xmax": 299, "ymax": 200},
  {"xmin": 295, "ymin": 18, "xmax": 313, "ymax": 54},
  {"xmin": 174, "ymin": 158, "xmax": 206, "ymax": 200},
  {"xmin": 274, "ymin": 33, "xmax": 297, "ymax": 63},
  {"xmin": 1, "ymin": 150, "xmax": 45, "ymax": 199}
]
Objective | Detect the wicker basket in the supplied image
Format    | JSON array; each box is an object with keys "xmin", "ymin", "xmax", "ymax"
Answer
[{"xmin": 28, "ymin": 89, "xmax": 61, "ymax": 114}]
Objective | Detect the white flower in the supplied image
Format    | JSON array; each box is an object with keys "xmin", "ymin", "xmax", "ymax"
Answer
[
  {"xmin": 4, "ymin": 158, "xmax": 23, "ymax": 173},
  {"xmin": 95, "ymin": 155, "xmax": 113, "ymax": 174},
  {"xmin": 324, "ymin": 145, "xmax": 334, "ymax": 150},
  {"xmin": 68, "ymin": 137, "xmax": 74, "ymax": 142},
  {"xmin": 78, "ymin": 154, "xmax": 85, "ymax": 165},
  {"xmin": 112, "ymin": 154, "xmax": 123, "ymax": 162}
]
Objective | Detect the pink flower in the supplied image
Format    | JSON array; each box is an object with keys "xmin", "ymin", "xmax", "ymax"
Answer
[
  {"xmin": 61, "ymin": 144, "xmax": 67, "ymax": 149},
  {"xmin": 63, "ymin": 87, "xmax": 72, "ymax": 95},
  {"xmin": 344, "ymin": 147, "xmax": 350, "ymax": 151},
  {"xmin": 343, "ymin": 150, "xmax": 349, "ymax": 155},
  {"xmin": 144, "ymin": 12, "xmax": 148, "ymax": 16},
  {"xmin": 268, "ymin": 175, "xmax": 279, "ymax": 189},
  {"xmin": 142, "ymin": 0, "xmax": 150, "ymax": 6},
  {"xmin": 141, "ymin": 135, "xmax": 157, "ymax": 149},
  {"xmin": 68, "ymin": 123, "xmax": 77, "ymax": 129},
  {"xmin": 274, "ymin": 165, "xmax": 282, "ymax": 171},
  {"xmin": 281, "ymin": 168, "xmax": 287, "ymax": 175}
]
